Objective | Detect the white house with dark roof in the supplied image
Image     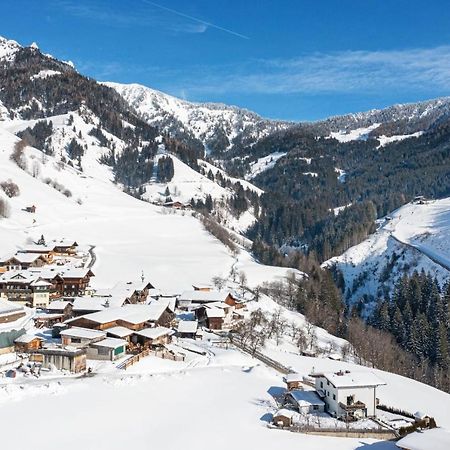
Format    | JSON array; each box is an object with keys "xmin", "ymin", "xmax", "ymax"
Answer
[{"xmin": 313, "ymin": 370, "xmax": 386, "ymax": 419}]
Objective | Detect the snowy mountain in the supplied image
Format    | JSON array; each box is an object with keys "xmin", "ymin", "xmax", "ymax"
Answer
[
  {"xmin": 105, "ymin": 81, "xmax": 291, "ymax": 155},
  {"xmin": 325, "ymin": 197, "xmax": 450, "ymax": 309}
]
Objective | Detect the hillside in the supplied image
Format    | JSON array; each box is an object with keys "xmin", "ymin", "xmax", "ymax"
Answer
[
  {"xmin": 106, "ymin": 81, "xmax": 291, "ymax": 155},
  {"xmin": 325, "ymin": 198, "xmax": 450, "ymax": 308}
]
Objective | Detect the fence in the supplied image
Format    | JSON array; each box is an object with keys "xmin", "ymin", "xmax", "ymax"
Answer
[
  {"xmin": 117, "ymin": 348, "xmax": 185, "ymax": 370},
  {"xmin": 286, "ymin": 425, "xmax": 398, "ymax": 440},
  {"xmin": 230, "ymin": 335, "xmax": 292, "ymax": 374}
]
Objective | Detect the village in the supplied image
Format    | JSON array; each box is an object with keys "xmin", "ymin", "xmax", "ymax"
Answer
[{"xmin": 0, "ymin": 236, "xmax": 446, "ymax": 450}]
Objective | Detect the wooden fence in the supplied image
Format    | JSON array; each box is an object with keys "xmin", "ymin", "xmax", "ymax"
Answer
[{"xmin": 117, "ymin": 348, "xmax": 185, "ymax": 370}]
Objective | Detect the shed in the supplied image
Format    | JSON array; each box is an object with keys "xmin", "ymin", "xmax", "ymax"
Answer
[
  {"xmin": 284, "ymin": 390, "xmax": 325, "ymax": 414},
  {"xmin": 60, "ymin": 327, "xmax": 106, "ymax": 348},
  {"xmin": 177, "ymin": 320, "xmax": 198, "ymax": 339},
  {"xmin": 272, "ymin": 409, "xmax": 298, "ymax": 428},
  {"xmin": 105, "ymin": 326, "xmax": 134, "ymax": 341},
  {"xmin": 132, "ymin": 327, "xmax": 174, "ymax": 349},
  {"xmin": 14, "ymin": 334, "xmax": 44, "ymax": 353},
  {"xmin": 88, "ymin": 338, "xmax": 127, "ymax": 361},
  {"xmin": 34, "ymin": 346, "xmax": 86, "ymax": 373},
  {"xmin": 283, "ymin": 373, "xmax": 303, "ymax": 391}
]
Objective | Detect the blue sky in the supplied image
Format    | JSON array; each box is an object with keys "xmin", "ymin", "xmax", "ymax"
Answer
[{"xmin": 2, "ymin": 0, "xmax": 450, "ymax": 121}]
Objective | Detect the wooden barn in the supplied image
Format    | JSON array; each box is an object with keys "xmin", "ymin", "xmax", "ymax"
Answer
[
  {"xmin": 33, "ymin": 347, "xmax": 86, "ymax": 373},
  {"xmin": 177, "ymin": 320, "xmax": 198, "ymax": 339},
  {"xmin": 59, "ymin": 327, "xmax": 107, "ymax": 348},
  {"xmin": 14, "ymin": 334, "xmax": 44, "ymax": 353},
  {"xmin": 283, "ymin": 373, "xmax": 304, "ymax": 391},
  {"xmin": 131, "ymin": 327, "xmax": 173, "ymax": 350},
  {"xmin": 272, "ymin": 409, "xmax": 298, "ymax": 428}
]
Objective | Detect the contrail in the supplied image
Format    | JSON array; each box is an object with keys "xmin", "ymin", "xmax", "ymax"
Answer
[{"xmin": 142, "ymin": 0, "xmax": 250, "ymax": 39}]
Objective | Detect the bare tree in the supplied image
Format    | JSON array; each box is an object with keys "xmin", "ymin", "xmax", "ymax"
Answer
[
  {"xmin": 212, "ymin": 276, "xmax": 225, "ymax": 291},
  {"xmin": 10, "ymin": 139, "xmax": 27, "ymax": 170},
  {"xmin": 238, "ymin": 271, "xmax": 248, "ymax": 295},
  {"xmin": 31, "ymin": 161, "xmax": 41, "ymax": 178}
]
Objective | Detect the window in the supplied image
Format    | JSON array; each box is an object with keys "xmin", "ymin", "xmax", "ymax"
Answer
[
  {"xmin": 333, "ymin": 394, "xmax": 336, "ymax": 400},
  {"xmin": 313, "ymin": 405, "xmax": 319, "ymax": 410},
  {"xmin": 347, "ymin": 395, "xmax": 354, "ymax": 406},
  {"xmin": 71, "ymin": 338, "xmax": 81, "ymax": 344},
  {"xmin": 320, "ymin": 381, "xmax": 323, "ymax": 388}
]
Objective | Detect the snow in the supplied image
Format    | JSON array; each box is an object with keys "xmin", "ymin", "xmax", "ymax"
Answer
[
  {"xmin": 59, "ymin": 327, "xmax": 106, "ymax": 340},
  {"xmin": 326, "ymin": 198, "xmax": 450, "ymax": 305},
  {"xmin": 143, "ymin": 153, "xmax": 228, "ymax": 204},
  {"xmin": 395, "ymin": 428, "xmax": 450, "ymax": 450},
  {"xmin": 30, "ymin": 70, "xmax": 61, "ymax": 81},
  {"xmin": 246, "ymin": 152, "xmax": 287, "ymax": 179},
  {"xmin": 328, "ymin": 124, "xmax": 380, "ymax": 143},
  {"xmin": 318, "ymin": 370, "xmax": 386, "ymax": 388},
  {"xmin": 0, "ymin": 36, "xmax": 21, "ymax": 62},
  {"xmin": 377, "ymin": 131, "xmax": 423, "ymax": 148},
  {"xmin": 105, "ymin": 82, "xmax": 289, "ymax": 153}
]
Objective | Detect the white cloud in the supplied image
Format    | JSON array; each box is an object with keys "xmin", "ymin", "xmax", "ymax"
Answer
[{"xmin": 166, "ymin": 46, "xmax": 450, "ymax": 96}]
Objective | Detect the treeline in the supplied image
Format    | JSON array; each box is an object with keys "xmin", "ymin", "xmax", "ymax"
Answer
[
  {"xmin": 100, "ymin": 143, "xmax": 157, "ymax": 188},
  {"xmin": 17, "ymin": 120, "xmax": 53, "ymax": 155},
  {"xmin": 370, "ymin": 272, "xmax": 450, "ymax": 370},
  {"xmin": 261, "ymin": 270, "xmax": 450, "ymax": 393},
  {"xmin": 229, "ymin": 117, "xmax": 450, "ymax": 263}
]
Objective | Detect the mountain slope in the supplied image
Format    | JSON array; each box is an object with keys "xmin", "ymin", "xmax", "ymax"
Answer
[
  {"xmin": 106, "ymin": 82, "xmax": 291, "ymax": 155},
  {"xmin": 325, "ymin": 198, "xmax": 450, "ymax": 308}
]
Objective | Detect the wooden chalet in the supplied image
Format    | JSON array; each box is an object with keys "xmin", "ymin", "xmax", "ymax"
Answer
[
  {"xmin": 195, "ymin": 306, "xmax": 225, "ymax": 330},
  {"xmin": 59, "ymin": 327, "xmax": 106, "ymax": 348},
  {"xmin": 177, "ymin": 320, "xmax": 199, "ymax": 339},
  {"xmin": 0, "ymin": 272, "xmax": 52, "ymax": 308},
  {"xmin": 45, "ymin": 300, "xmax": 73, "ymax": 318},
  {"xmin": 18, "ymin": 244, "xmax": 56, "ymax": 263},
  {"xmin": 131, "ymin": 327, "xmax": 173, "ymax": 350},
  {"xmin": 14, "ymin": 334, "xmax": 44, "ymax": 353},
  {"xmin": 66, "ymin": 303, "xmax": 174, "ymax": 332},
  {"xmin": 52, "ymin": 240, "xmax": 78, "ymax": 255},
  {"xmin": 0, "ymin": 253, "xmax": 47, "ymax": 271},
  {"xmin": 56, "ymin": 268, "xmax": 94, "ymax": 296}
]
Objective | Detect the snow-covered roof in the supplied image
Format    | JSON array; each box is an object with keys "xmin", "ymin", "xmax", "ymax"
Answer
[
  {"xmin": 0, "ymin": 298, "xmax": 24, "ymax": 315},
  {"xmin": 71, "ymin": 296, "xmax": 127, "ymax": 312},
  {"xmin": 46, "ymin": 300, "xmax": 72, "ymax": 310},
  {"xmin": 19, "ymin": 245, "xmax": 55, "ymax": 253},
  {"xmin": 60, "ymin": 327, "xmax": 106, "ymax": 340},
  {"xmin": 105, "ymin": 326, "xmax": 134, "ymax": 338},
  {"xmin": 71, "ymin": 304, "xmax": 168, "ymax": 325},
  {"xmin": 396, "ymin": 428, "xmax": 450, "ymax": 450},
  {"xmin": 14, "ymin": 334, "xmax": 43, "ymax": 344},
  {"xmin": 8, "ymin": 253, "xmax": 43, "ymax": 263},
  {"xmin": 90, "ymin": 337, "xmax": 127, "ymax": 349},
  {"xmin": 205, "ymin": 307, "xmax": 225, "ymax": 318},
  {"xmin": 134, "ymin": 326, "xmax": 173, "ymax": 340},
  {"xmin": 178, "ymin": 290, "xmax": 230, "ymax": 303},
  {"xmin": 177, "ymin": 320, "xmax": 198, "ymax": 334},
  {"xmin": 273, "ymin": 408, "xmax": 299, "ymax": 419},
  {"xmin": 284, "ymin": 373, "xmax": 303, "ymax": 383},
  {"xmin": 288, "ymin": 390, "xmax": 325, "ymax": 407},
  {"xmin": 30, "ymin": 279, "xmax": 53, "ymax": 287},
  {"xmin": 317, "ymin": 371, "xmax": 386, "ymax": 388}
]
